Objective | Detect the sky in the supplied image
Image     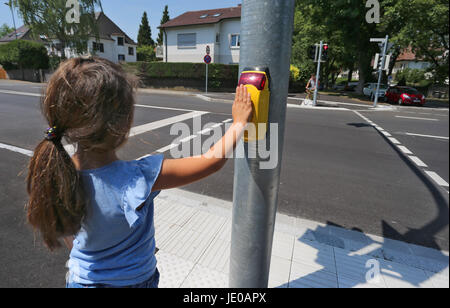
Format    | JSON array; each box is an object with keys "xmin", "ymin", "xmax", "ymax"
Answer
[{"xmin": 0, "ymin": 0, "xmax": 242, "ymax": 41}]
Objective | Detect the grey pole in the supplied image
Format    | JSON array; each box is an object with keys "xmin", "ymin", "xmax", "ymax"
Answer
[
  {"xmin": 4, "ymin": 1, "xmax": 18, "ymax": 40},
  {"xmin": 229, "ymin": 0, "xmax": 295, "ymax": 288},
  {"xmin": 313, "ymin": 41, "xmax": 323, "ymax": 106},
  {"xmin": 373, "ymin": 35, "xmax": 389, "ymax": 108},
  {"xmin": 206, "ymin": 63, "xmax": 208, "ymax": 94}
]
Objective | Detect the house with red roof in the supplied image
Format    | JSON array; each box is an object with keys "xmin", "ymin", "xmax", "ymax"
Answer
[
  {"xmin": 158, "ymin": 5, "xmax": 242, "ymax": 64},
  {"xmin": 392, "ymin": 48, "xmax": 431, "ymax": 74}
]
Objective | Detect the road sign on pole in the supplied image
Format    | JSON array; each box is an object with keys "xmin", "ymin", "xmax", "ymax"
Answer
[
  {"xmin": 229, "ymin": 0, "xmax": 295, "ymax": 288},
  {"xmin": 372, "ymin": 35, "xmax": 389, "ymax": 108},
  {"xmin": 204, "ymin": 55, "xmax": 212, "ymax": 94}
]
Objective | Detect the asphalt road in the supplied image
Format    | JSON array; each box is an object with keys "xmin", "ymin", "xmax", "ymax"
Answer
[{"xmin": 0, "ymin": 80, "xmax": 448, "ymax": 287}]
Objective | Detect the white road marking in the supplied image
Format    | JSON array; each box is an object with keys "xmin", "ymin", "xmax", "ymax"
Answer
[
  {"xmin": 354, "ymin": 110, "xmax": 449, "ymax": 192},
  {"xmin": 425, "ymin": 171, "xmax": 449, "ymax": 187},
  {"xmin": 179, "ymin": 135, "xmax": 197, "ymax": 143},
  {"xmin": 381, "ymin": 131, "xmax": 392, "ymax": 137},
  {"xmin": 395, "ymin": 116, "xmax": 439, "ymax": 121},
  {"xmin": 388, "ymin": 137, "xmax": 401, "ymax": 145},
  {"xmin": 287, "ymin": 104, "xmax": 349, "ymax": 111},
  {"xmin": 156, "ymin": 143, "xmax": 179, "ymax": 154},
  {"xmin": 135, "ymin": 104, "xmax": 203, "ymax": 113},
  {"xmin": 398, "ymin": 145, "xmax": 413, "ymax": 155},
  {"xmin": 129, "ymin": 111, "xmax": 208, "ymax": 137},
  {"xmin": 404, "ymin": 133, "xmax": 449, "ymax": 140},
  {"xmin": 409, "ymin": 156, "xmax": 428, "ymax": 168},
  {"xmin": 0, "ymin": 142, "xmax": 33, "ymax": 157},
  {"xmin": 0, "ymin": 90, "xmax": 42, "ymax": 97}
]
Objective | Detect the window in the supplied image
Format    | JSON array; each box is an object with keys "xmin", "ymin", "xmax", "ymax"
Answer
[
  {"xmin": 213, "ymin": 13, "xmax": 222, "ymax": 17},
  {"xmin": 230, "ymin": 34, "xmax": 240, "ymax": 48},
  {"xmin": 199, "ymin": 14, "xmax": 208, "ymax": 19},
  {"xmin": 216, "ymin": 33, "xmax": 220, "ymax": 44},
  {"xmin": 128, "ymin": 47, "xmax": 134, "ymax": 56},
  {"xmin": 177, "ymin": 33, "xmax": 196, "ymax": 49},
  {"xmin": 117, "ymin": 37, "xmax": 124, "ymax": 46},
  {"xmin": 93, "ymin": 42, "xmax": 104, "ymax": 53},
  {"xmin": 118, "ymin": 54, "xmax": 125, "ymax": 61}
]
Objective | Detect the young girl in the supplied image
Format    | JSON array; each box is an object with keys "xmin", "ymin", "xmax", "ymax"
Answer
[{"xmin": 26, "ymin": 57, "xmax": 253, "ymax": 288}]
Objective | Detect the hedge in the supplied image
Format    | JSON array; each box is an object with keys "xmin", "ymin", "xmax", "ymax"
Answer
[
  {"xmin": 125, "ymin": 61, "xmax": 239, "ymax": 79},
  {"xmin": 123, "ymin": 61, "xmax": 239, "ymax": 89},
  {"xmin": 123, "ymin": 61, "xmax": 305, "ymax": 92},
  {"xmin": 0, "ymin": 40, "xmax": 49, "ymax": 70}
]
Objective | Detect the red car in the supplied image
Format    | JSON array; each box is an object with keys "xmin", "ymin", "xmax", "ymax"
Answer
[{"xmin": 385, "ymin": 86, "xmax": 426, "ymax": 106}]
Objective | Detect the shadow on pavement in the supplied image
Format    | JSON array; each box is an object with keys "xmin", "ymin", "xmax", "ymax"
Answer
[{"xmin": 274, "ymin": 122, "xmax": 449, "ymax": 288}]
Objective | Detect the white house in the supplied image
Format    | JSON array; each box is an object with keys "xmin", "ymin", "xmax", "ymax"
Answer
[
  {"xmin": 60, "ymin": 12, "xmax": 137, "ymax": 63},
  {"xmin": 392, "ymin": 48, "xmax": 431, "ymax": 74},
  {"xmin": 158, "ymin": 5, "xmax": 241, "ymax": 64},
  {"xmin": 0, "ymin": 12, "xmax": 137, "ymax": 63}
]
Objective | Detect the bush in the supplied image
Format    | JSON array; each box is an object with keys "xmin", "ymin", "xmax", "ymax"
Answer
[
  {"xmin": 395, "ymin": 68, "xmax": 428, "ymax": 85},
  {"xmin": 290, "ymin": 65, "xmax": 301, "ymax": 82},
  {"xmin": 0, "ymin": 40, "xmax": 49, "ymax": 70},
  {"xmin": 137, "ymin": 45, "xmax": 156, "ymax": 62}
]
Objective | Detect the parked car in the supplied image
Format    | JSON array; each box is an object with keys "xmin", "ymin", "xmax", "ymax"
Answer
[
  {"xmin": 333, "ymin": 81, "xmax": 358, "ymax": 92},
  {"xmin": 363, "ymin": 83, "xmax": 388, "ymax": 99},
  {"xmin": 385, "ymin": 86, "xmax": 426, "ymax": 106},
  {"xmin": 346, "ymin": 82, "xmax": 358, "ymax": 92},
  {"xmin": 333, "ymin": 81, "xmax": 347, "ymax": 91}
]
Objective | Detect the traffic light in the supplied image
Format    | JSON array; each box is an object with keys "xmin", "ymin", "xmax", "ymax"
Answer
[
  {"xmin": 308, "ymin": 45, "xmax": 317, "ymax": 60},
  {"xmin": 322, "ymin": 44, "xmax": 329, "ymax": 61}
]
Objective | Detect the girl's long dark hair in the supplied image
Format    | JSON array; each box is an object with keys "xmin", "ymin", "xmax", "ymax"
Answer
[{"xmin": 27, "ymin": 57, "xmax": 136, "ymax": 250}]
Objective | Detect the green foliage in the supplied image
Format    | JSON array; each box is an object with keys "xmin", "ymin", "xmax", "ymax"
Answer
[
  {"xmin": 383, "ymin": 0, "xmax": 449, "ymax": 84},
  {"xmin": 123, "ymin": 62, "xmax": 239, "ymax": 88},
  {"xmin": 0, "ymin": 24, "xmax": 14, "ymax": 38},
  {"xmin": 137, "ymin": 45, "xmax": 156, "ymax": 62},
  {"xmin": 395, "ymin": 68, "xmax": 430, "ymax": 85},
  {"xmin": 12, "ymin": 0, "xmax": 102, "ymax": 57},
  {"xmin": 157, "ymin": 5, "xmax": 170, "ymax": 46},
  {"xmin": 138, "ymin": 12, "xmax": 154, "ymax": 47},
  {"xmin": 0, "ymin": 40, "xmax": 49, "ymax": 70},
  {"xmin": 292, "ymin": 0, "xmax": 380, "ymax": 90}
]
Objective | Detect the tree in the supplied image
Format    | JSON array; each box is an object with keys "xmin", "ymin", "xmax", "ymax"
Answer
[
  {"xmin": 157, "ymin": 5, "xmax": 170, "ymax": 46},
  {"xmin": 292, "ymin": 1, "xmax": 378, "ymax": 91},
  {"xmin": 0, "ymin": 40, "xmax": 49, "ymax": 70},
  {"xmin": 0, "ymin": 24, "xmax": 14, "ymax": 38},
  {"xmin": 382, "ymin": 0, "xmax": 449, "ymax": 84},
  {"xmin": 137, "ymin": 45, "xmax": 156, "ymax": 62},
  {"xmin": 12, "ymin": 0, "xmax": 103, "ymax": 59},
  {"xmin": 138, "ymin": 12, "xmax": 154, "ymax": 47}
]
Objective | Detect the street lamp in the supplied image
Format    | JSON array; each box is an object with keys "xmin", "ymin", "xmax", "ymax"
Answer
[{"xmin": 4, "ymin": 1, "xmax": 18, "ymax": 40}]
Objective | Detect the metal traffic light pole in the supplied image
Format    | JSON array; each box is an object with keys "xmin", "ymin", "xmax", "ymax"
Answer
[
  {"xmin": 373, "ymin": 35, "xmax": 389, "ymax": 108},
  {"xmin": 229, "ymin": 0, "xmax": 295, "ymax": 288},
  {"xmin": 313, "ymin": 41, "xmax": 324, "ymax": 106}
]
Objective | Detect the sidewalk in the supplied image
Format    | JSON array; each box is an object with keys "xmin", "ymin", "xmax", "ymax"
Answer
[{"xmin": 154, "ymin": 189, "xmax": 449, "ymax": 288}]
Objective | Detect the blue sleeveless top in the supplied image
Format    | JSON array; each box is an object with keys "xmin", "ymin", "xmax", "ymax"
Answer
[{"xmin": 67, "ymin": 155, "xmax": 164, "ymax": 287}]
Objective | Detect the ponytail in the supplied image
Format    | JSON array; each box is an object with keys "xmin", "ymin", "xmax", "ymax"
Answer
[{"xmin": 26, "ymin": 138, "xmax": 85, "ymax": 251}]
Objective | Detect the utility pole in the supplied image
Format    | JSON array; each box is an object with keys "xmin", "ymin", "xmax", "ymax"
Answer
[
  {"xmin": 313, "ymin": 41, "xmax": 323, "ymax": 106},
  {"xmin": 229, "ymin": 0, "xmax": 295, "ymax": 288},
  {"xmin": 4, "ymin": 1, "xmax": 18, "ymax": 40},
  {"xmin": 371, "ymin": 35, "xmax": 389, "ymax": 108}
]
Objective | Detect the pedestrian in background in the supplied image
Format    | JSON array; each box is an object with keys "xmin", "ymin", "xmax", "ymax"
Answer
[{"xmin": 305, "ymin": 73, "xmax": 318, "ymax": 100}]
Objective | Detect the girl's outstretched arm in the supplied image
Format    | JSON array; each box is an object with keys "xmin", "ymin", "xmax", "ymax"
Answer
[{"xmin": 152, "ymin": 85, "xmax": 253, "ymax": 191}]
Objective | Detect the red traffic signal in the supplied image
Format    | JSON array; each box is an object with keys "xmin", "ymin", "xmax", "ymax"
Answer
[{"xmin": 322, "ymin": 44, "xmax": 329, "ymax": 61}]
